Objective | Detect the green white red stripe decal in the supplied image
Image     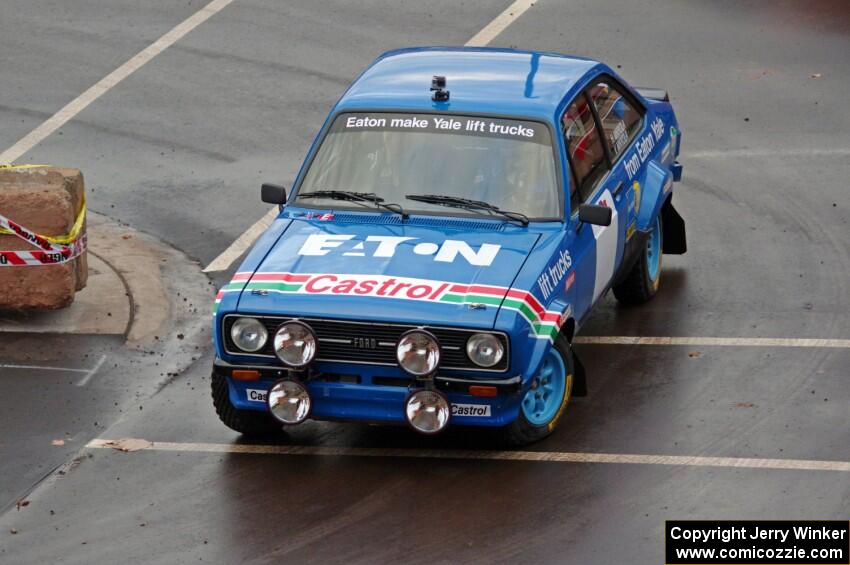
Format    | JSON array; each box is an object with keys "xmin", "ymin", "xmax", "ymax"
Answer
[{"xmin": 214, "ymin": 272, "xmax": 566, "ymax": 341}]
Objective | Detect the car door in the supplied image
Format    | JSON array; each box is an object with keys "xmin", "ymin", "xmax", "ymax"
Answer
[{"xmin": 561, "ymin": 79, "xmax": 642, "ymax": 320}]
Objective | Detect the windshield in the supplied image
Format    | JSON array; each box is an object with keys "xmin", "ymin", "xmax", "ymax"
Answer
[{"xmin": 295, "ymin": 112, "xmax": 560, "ymax": 219}]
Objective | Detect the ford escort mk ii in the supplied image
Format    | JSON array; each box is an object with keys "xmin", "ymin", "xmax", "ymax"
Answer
[{"xmin": 211, "ymin": 47, "xmax": 686, "ymax": 444}]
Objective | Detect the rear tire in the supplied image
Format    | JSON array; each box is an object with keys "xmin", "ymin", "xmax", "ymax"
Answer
[
  {"xmin": 503, "ymin": 335, "xmax": 574, "ymax": 446},
  {"xmin": 613, "ymin": 214, "xmax": 663, "ymax": 305},
  {"xmin": 211, "ymin": 372, "xmax": 280, "ymax": 436}
]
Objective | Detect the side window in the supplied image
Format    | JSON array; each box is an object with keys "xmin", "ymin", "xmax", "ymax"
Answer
[
  {"xmin": 562, "ymin": 94, "xmax": 609, "ymax": 205},
  {"xmin": 588, "ymin": 79, "xmax": 643, "ymax": 160}
]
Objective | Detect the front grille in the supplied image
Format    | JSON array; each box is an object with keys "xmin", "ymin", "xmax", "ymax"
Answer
[{"xmin": 223, "ymin": 315, "xmax": 509, "ymax": 373}]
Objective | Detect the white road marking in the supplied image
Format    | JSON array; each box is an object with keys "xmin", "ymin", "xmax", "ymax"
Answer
[
  {"xmin": 573, "ymin": 336, "xmax": 850, "ymax": 349},
  {"xmin": 0, "ymin": 0, "xmax": 235, "ymax": 164},
  {"xmin": 0, "ymin": 363, "xmax": 87, "ymax": 373},
  {"xmin": 465, "ymin": 0, "xmax": 536, "ymax": 47},
  {"xmin": 86, "ymin": 439, "xmax": 850, "ymax": 473},
  {"xmin": 75, "ymin": 354, "xmax": 108, "ymax": 387},
  {"xmin": 201, "ymin": 0, "xmax": 537, "ymax": 272},
  {"xmin": 686, "ymin": 148, "xmax": 850, "ymax": 159},
  {"xmin": 202, "ymin": 207, "xmax": 277, "ymax": 272}
]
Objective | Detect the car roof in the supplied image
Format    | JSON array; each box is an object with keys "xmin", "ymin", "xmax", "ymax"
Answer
[{"xmin": 335, "ymin": 47, "xmax": 605, "ymax": 122}]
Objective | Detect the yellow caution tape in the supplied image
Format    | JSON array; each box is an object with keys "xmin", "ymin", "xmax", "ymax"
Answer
[
  {"xmin": 0, "ymin": 164, "xmax": 51, "ymax": 169},
  {"xmin": 0, "ymin": 165, "xmax": 86, "ymax": 245}
]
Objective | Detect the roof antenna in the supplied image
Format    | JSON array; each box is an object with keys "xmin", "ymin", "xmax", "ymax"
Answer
[{"xmin": 431, "ymin": 76, "xmax": 449, "ymax": 102}]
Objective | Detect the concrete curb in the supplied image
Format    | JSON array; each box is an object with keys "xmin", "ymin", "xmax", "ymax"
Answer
[{"xmin": 0, "ymin": 211, "xmax": 215, "ymax": 349}]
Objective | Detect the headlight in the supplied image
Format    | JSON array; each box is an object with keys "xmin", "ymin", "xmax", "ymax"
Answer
[
  {"xmin": 230, "ymin": 317, "xmax": 268, "ymax": 352},
  {"xmin": 267, "ymin": 379, "xmax": 311, "ymax": 424},
  {"xmin": 396, "ymin": 329, "xmax": 440, "ymax": 376},
  {"xmin": 466, "ymin": 333, "xmax": 504, "ymax": 367},
  {"xmin": 273, "ymin": 321, "xmax": 317, "ymax": 367},
  {"xmin": 404, "ymin": 389, "xmax": 450, "ymax": 434}
]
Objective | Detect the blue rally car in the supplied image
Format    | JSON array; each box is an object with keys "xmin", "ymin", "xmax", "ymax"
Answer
[{"xmin": 211, "ymin": 47, "xmax": 686, "ymax": 444}]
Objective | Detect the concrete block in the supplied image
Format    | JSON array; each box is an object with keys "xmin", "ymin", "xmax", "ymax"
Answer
[{"xmin": 0, "ymin": 167, "xmax": 88, "ymax": 309}]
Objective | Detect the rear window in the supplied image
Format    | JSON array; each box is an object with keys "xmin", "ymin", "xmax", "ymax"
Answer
[{"xmin": 588, "ymin": 80, "xmax": 643, "ymax": 160}]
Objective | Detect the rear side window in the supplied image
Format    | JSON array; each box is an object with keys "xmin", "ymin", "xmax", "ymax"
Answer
[
  {"xmin": 562, "ymin": 94, "xmax": 609, "ymax": 205},
  {"xmin": 588, "ymin": 80, "xmax": 643, "ymax": 160}
]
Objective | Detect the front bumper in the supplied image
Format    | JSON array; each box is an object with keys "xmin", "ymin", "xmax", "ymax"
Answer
[{"xmin": 214, "ymin": 358, "xmax": 524, "ymax": 427}]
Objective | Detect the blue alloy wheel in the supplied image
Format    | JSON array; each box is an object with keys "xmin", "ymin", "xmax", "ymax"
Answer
[
  {"xmin": 521, "ymin": 348, "xmax": 567, "ymax": 426},
  {"xmin": 647, "ymin": 215, "xmax": 662, "ymax": 283}
]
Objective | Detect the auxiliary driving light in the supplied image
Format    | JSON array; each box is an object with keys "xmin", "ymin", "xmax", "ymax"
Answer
[
  {"xmin": 230, "ymin": 317, "xmax": 268, "ymax": 353},
  {"xmin": 396, "ymin": 330, "xmax": 440, "ymax": 376},
  {"xmin": 466, "ymin": 333, "xmax": 504, "ymax": 367},
  {"xmin": 404, "ymin": 389, "xmax": 450, "ymax": 434},
  {"xmin": 267, "ymin": 379, "xmax": 311, "ymax": 424},
  {"xmin": 273, "ymin": 321, "xmax": 317, "ymax": 367}
]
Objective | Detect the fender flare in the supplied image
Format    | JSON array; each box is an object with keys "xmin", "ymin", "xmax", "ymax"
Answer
[
  {"xmin": 636, "ymin": 160, "xmax": 672, "ymax": 232},
  {"xmin": 635, "ymin": 160, "xmax": 686, "ymax": 254}
]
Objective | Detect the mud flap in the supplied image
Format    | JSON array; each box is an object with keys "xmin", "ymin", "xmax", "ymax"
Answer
[
  {"xmin": 662, "ymin": 200, "xmax": 687, "ymax": 254},
  {"xmin": 571, "ymin": 347, "xmax": 587, "ymax": 397}
]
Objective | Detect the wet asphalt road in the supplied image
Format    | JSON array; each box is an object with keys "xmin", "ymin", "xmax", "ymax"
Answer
[{"xmin": 1, "ymin": 1, "xmax": 849, "ymax": 563}]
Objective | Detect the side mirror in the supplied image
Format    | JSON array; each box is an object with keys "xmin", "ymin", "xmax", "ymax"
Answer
[
  {"xmin": 578, "ymin": 203, "xmax": 612, "ymax": 226},
  {"xmin": 261, "ymin": 183, "xmax": 287, "ymax": 205}
]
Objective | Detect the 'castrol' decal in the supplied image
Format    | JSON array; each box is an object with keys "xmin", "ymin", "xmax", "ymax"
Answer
[
  {"xmin": 451, "ymin": 404, "xmax": 491, "ymax": 417},
  {"xmin": 217, "ymin": 271, "xmax": 568, "ymax": 341}
]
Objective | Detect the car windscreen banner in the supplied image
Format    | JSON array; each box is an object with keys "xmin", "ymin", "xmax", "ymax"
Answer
[{"xmin": 332, "ymin": 112, "xmax": 552, "ymax": 145}]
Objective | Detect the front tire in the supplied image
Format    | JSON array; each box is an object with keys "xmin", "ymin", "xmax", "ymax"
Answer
[
  {"xmin": 211, "ymin": 372, "xmax": 281, "ymax": 436},
  {"xmin": 613, "ymin": 214, "xmax": 663, "ymax": 305},
  {"xmin": 503, "ymin": 335, "xmax": 574, "ymax": 446}
]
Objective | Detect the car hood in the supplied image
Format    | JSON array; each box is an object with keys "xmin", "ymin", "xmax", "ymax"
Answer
[{"xmin": 235, "ymin": 217, "xmax": 541, "ymax": 328}]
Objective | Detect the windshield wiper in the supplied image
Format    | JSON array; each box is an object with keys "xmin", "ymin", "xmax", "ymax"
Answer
[
  {"xmin": 298, "ymin": 190, "xmax": 407, "ymax": 219},
  {"xmin": 405, "ymin": 194, "xmax": 529, "ymax": 226}
]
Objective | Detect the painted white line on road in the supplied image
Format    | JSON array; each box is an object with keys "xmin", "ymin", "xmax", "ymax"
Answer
[
  {"xmin": 201, "ymin": 0, "xmax": 536, "ymax": 272},
  {"xmin": 465, "ymin": 0, "xmax": 536, "ymax": 47},
  {"xmin": 0, "ymin": 0, "xmax": 235, "ymax": 164},
  {"xmin": 687, "ymin": 148, "xmax": 850, "ymax": 160},
  {"xmin": 86, "ymin": 439, "xmax": 850, "ymax": 473},
  {"xmin": 574, "ymin": 336, "xmax": 850, "ymax": 349},
  {"xmin": 75, "ymin": 354, "xmax": 108, "ymax": 387},
  {"xmin": 202, "ymin": 207, "xmax": 277, "ymax": 272},
  {"xmin": 0, "ymin": 363, "xmax": 87, "ymax": 373}
]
